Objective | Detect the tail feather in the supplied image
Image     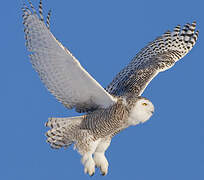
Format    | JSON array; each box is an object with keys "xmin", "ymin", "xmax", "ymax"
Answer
[
  {"xmin": 45, "ymin": 116, "xmax": 81, "ymax": 128},
  {"xmin": 45, "ymin": 116, "xmax": 83, "ymax": 149}
]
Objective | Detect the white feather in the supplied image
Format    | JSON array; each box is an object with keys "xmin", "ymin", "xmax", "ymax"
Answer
[
  {"xmin": 24, "ymin": 13, "xmax": 116, "ymax": 112},
  {"xmin": 128, "ymin": 99, "xmax": 154, "ymax": 126}
]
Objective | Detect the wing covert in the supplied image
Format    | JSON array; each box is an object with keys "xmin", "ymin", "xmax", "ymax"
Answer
[{"xmin": 22, "ymin": 1, "xmax": 116, "ymax": 112}]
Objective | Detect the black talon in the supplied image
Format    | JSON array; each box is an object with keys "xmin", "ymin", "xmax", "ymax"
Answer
[
  {"xmin": 101, "ymin": 172, "xmax": 106, "ymax": 176},
  {"xmin": 90, "ymin": 172, "xmax": 94, "ymax": 177}
]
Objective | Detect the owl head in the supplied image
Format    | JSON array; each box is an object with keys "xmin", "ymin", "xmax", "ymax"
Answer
[{"xmin": 127, "ymin": 97, "xmax": 154, "ymax": 126}]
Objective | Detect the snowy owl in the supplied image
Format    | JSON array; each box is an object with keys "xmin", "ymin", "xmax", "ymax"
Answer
[{"xmin": 22, "ymin": 0, "xmax": 198, "ymax": 176}]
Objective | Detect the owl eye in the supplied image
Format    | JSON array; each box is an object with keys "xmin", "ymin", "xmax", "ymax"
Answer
[{"xmin": 142, "ymin": 102, "xmax": 148, "ymax": 106}]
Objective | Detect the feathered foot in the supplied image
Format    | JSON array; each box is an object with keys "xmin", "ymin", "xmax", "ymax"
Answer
[
  {"xmin": 81, "ymin": 153, "xmax": 96, "ymax": 176},
  {"xmin": 94, "ymin": 152, "xmax": 109, "ymax": 176}
]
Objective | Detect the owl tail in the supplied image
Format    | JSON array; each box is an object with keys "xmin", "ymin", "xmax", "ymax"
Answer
[{"xmin": 45, "ymin": 116, "xmax": 83, "ymax": 149}]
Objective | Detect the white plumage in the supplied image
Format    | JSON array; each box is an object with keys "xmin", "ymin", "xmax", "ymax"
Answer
[
  {"xmin": 24, "ymin": 2, "xmax": 116, "ymax": 113},
  {"xmin": 22, "ymin": 0, "xmax": 198, "ymax": 176}
]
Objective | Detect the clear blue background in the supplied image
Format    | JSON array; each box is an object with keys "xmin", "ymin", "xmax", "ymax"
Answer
[{"xmin": 1, "ymin": 0, "xmax": 203, "ymax": 179}]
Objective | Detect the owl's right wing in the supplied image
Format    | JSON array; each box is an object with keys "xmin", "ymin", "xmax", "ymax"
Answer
[{"xmin": 22, "ymin": 1, "xmax": 116, "ymax": 113}]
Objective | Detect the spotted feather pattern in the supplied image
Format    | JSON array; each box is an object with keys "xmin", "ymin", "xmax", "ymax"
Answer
[
  {"xmin": 45, "ymin": 116, "xmax": 84, "ymax": 149},
  {"xmin": 106, "ymin": 22, "xmax": 199, "ymax": 96}
]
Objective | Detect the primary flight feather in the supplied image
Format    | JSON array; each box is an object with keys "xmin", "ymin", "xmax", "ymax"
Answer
[{"xmin": 22, "ymin": 0, "xmax": 198, "ymax": 176}]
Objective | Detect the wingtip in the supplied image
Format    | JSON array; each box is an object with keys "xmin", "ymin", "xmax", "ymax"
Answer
[
  {"xmin": 192, "ymin": 21, "xmax": 196, "ymax": 27},
  {"xmin": 27, "ymin": 0, "xmax": 37, "ymax": 14},
  {"xmin": 173, "ymin": 24, "xmax": 181, "ymax": 32},
  {"xmin": 195, "ymin": 30, "xmax": 199, "ymax": 38},
  {"xmin": 45, "ymin": 122, "xmax": 48, "ymax": 127}
]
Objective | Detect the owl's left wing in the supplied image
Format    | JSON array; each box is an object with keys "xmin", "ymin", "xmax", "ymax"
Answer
[
  {"xmin": 22, "ymin": 1, "xmax": 116, "ymax": 113},
  {"xmin": 106, "ymin": 22, "xmax": 199, "ymax": 96}
]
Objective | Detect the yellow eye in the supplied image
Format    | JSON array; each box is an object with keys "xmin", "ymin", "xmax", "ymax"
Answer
[{"xmin": 142, "ymin": 103, "xmax": 148, "ymax": 106}]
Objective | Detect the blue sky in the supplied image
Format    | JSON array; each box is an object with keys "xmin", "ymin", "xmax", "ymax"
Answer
[{"xmin": 1, "ymin": 0, "xmax": 203, "ymax": 179}]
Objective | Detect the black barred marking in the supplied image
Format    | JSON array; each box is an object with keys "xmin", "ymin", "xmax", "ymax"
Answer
[
  {"xmin": 23, "ymin": 4, "xmax": 31, "ymax": 14},
  {"xmin": 22, "ymin": 7, "xmax": 27, "ymax": 17},
  {"xmin": 185, "ymin": 23, "xmax": 191, "ymax": 28},
  {"xmin": 195, "ymin": 31, "xmax": 199, "ymax": 40},
  {"xmin": 51, "ymin": 142, "xmax": 62, "ymax": 148},
  {"xmin": 171, "ymin": 51, "xmax": 181, "ymax": 59},
  {"xmin": 45, "ymin": 117, "xmax": 84, "ymax": 149},
  {"xmin": 28, "ymin": 0, "xmax": 36, "ymax": 14},
  {"xmin": 39, "ymin": 0, "xmax": 44, "ymax": 21},
  {"xmin": 46, "ymin": 10, "xmax": 51, "ymax": 29},
  {"xmin": 188, "ymin": 40, "xmax": 195, "ymax": 45},
  {"xmin": 163, "ymin": 30, "xmax": 171, "ymax": 36},
  {"xmin": 56, "ymin": 129, "xmax": 61, "ymax": 134},
  {"xmin": 184, "ymin": 33, "xmax": 193, "ymax": 37},
  {"xmin": 174, "ymin": 25, "xmax": 181, "ymax": 32},
  {"xmin": 106, "ymin": 21, "xmax": 199, "ymax": 96},
  {"xmin": 189, "ymin": 25, "xmax": 195, "ymax": 31},
  {"xmin": 192, "ymin": 21, "xmax": 196, "ymax": 27},
  {"xmin": 182, "ymin": 25, "xmax": 189, "ymax": 32}
]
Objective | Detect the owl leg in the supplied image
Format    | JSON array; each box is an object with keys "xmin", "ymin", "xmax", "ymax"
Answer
[
  {"xmin": 93, "ymin": 138, "xmax": 111, "ymax": 176},
  {"xmin": 81, "ymin": 152, "xmax": 95, "ymax": 176},
  {"xmin": 80, "ymin": 140, "xmax": 101, "ymax": 176}
]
